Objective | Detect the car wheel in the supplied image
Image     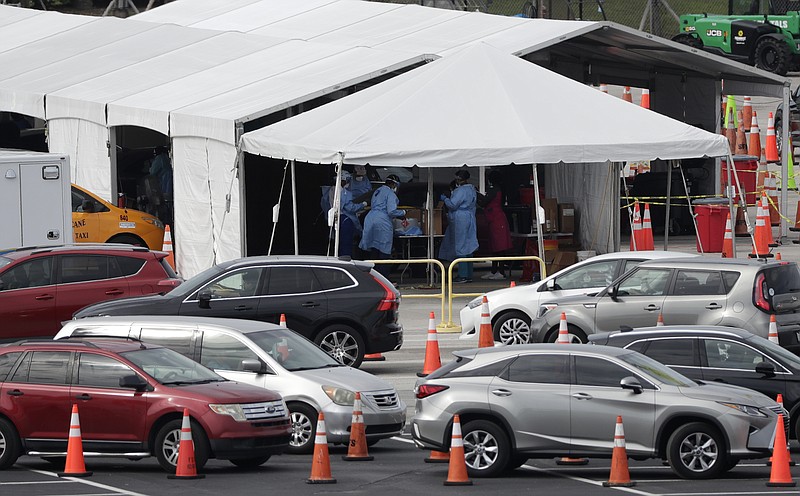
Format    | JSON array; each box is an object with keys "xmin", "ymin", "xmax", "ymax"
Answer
[
  {"xmin": 314, "ymin": 324, "xmax": 365, "ymax": 368},
  {"xmin": 775, "ymin": 113, "xmax": 784, "ymax": 156},
  {"xmin": 461, "ymin": 420, "xmax": 511, "ymax": 478},
  {"xmin": 229, "ymin": 455, "xmax": 271, "ymax": 468},
  {"xmin": 107, "ymin": 234, "xmax": 146, "ymax": 248},
  {"xmin": 672, "ymin": 33, "xmax": 703, "ymax": 49},
  {"xmin": 493, "ymin": 311, "xmax": 531, "ymax": 345},
  {"xmin": 288, "ymin": 403, "xmax": 318, "ymax": 454},
  {"xmin": 0, "ymin": 418, "xmax": 21, "ymax": 469},
  {"xmin": 666, "ymin": 422, "xmax": 726, "ymax": 479},
  {"xmin": 755, "ymin": 37, "xmax": 791, "ymax": 75},
  {"xmin": 546, "ymin": 324, "xmax": 587, "ymax": 344},
  {"xmin": 154, "ymin": 418, "xmax": 210, "ymax": 473}
]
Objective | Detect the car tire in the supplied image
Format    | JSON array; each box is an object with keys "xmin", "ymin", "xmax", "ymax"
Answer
[
  {"xmin": 546, "ymin": 324, "xmax": 587, "ymax": 344},
  {"xmin": 154, "ymin": 418, "xmax": 210, "ymax": 473},
  {"xmin": 0, "ymin": 418, "xmax": 21, "ymax": 469},
  {"xmin": 229, "ymin": 455, "xmax": 271, "ymax": 468},
  {"xmin": 666, "ymin": 422, "xmax": 726, "ymax": 479},
  {"xmin": 755, "ymin": 37, "xmax": 791, "ymax": 75},
  {"xmin": 288, "ymin": 403, "xmax": 318, "ymax": 455},
  {"xmin": 775, "ymin": 113, "xmax": 784, "ymax": 156},
  {"xmin": 493, "ymin": 311, "xmax": 531, "ymax": 345},
  {"xmin": 461, "ymin": 420, "xmax": 511, "ymax": 478},
  {"xmin": 314, "ymin": 324, "xmax": 365, "ymax": 368},
  {"xmin": 107, "ymin": 233, "xmax": 146, "ymax": 248},
  {"xmin": 672, "ymin": 33, "xmax": 703, "ymax": 49}
]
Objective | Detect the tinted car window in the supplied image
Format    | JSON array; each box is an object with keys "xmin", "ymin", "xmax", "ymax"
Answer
[
  {"xmin": 641, "ymin": 338, "xmax": 697, "ymax": 366},
  {"xmin": 313, "ymin": 268, "xmax": 354, "ymax": 290},
  {"xmin": 722, "ymin": 271, "xmax": 741, "ymax": 292},
  {"xmin": 267, "ymin": 267, "xmax": 319, "ymax": 295},
  {"xmin": 77, "ymin": 353, "xmax": 135, "ymax": 388},
  {"xmin": 197, "ymin": 268, "xmax": 264, "ymax": 299},
  {"xmin": 60, "ymin": 255, "xmax": 112, "ymax": 283},
  {"xmin": 199, "ymin": 331, "xmax": 259, "ymax": 371},
  {"xmin": 505, "ymin": 354, "xmax": 569, "ymax": 384},
  {"xmin": 3, "ymin": 258, "xmax": 54, "ymax": 289},
  {"xmin": 574, "ymin": 356, "xmax": 633, "ymax": 387},
  {"xmin": 626, "ymin": 341, "xmax": 647, "ymax": 353},
  {"xmin": 553, "ymin": 260, "xmax": 618, "ymax": 290},
  {"xmin": 617, "ymin": 268, "xmax": 671, "ymax": 296},
  {"xmin": 447, "ymin": 357, "xmax": 514, "ymax": 378},
  {"xmin": 116, "ymin": 256, "xmax": 146, "ymax": 276},
  {"xmin": 621, "ymin": 259, "xmax": 645, "ymax": 273},
  {"xmin": 10, "ymin": 351, "xmax": 71, "ymax": 384},
  {"xmin": 139, "ymin": 328, "xmax": 195, "ymax": 358},
  {"xmin": 673, "ymin": 270, "xmax": 724, "ymax": 295},
  {"xmin": 0, "ymin": 352, "xmax": 21, "ymax": 381},
  {"xmin": 763, "ymin": 265, "xmax": 800, "ymax": 298},
  {"xmin": 704, "ymin": 339, "xmax": 767, "ymax": 370}
]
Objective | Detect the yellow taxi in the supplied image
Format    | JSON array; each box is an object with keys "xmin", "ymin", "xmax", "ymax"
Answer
[{"xmin": 71, "ymin": 184, "xmax": 165, "ymax": 250}]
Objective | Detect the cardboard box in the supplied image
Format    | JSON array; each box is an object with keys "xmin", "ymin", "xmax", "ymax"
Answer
[
  {"xmin": 541, "ymin": 198, "xmax": 558, "ymax": 233},
  {"xmin": 421, "ymin": 208, "xmax": 444, "ymax": 235},
  {"xmin": 546, "ymin": 250, "xmax": 577, "ymax": 275},
  {"xmin": 559, "ymin": 203, "xmax": 575, "ymax": 233}
]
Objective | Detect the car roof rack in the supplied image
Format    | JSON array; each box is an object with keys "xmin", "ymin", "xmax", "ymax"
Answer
[
  {"xmin": 64, "ymin": 335, "xmax": 144, "ymax": 343},
  {"xmin": 11, "ymin": 339, "xmax": 100, "ymax": 348},
  {"xmin": 618, "ymin": 326, "xmax": 634, "ymax": 333}
]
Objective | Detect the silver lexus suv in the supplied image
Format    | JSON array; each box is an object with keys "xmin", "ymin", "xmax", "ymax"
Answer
[{"xmin": 411, "ymin": 344, "xmax": 783, "ymax": 479}]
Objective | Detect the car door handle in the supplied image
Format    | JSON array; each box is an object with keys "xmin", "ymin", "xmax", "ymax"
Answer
[
  {"xmin": 572, "ymin": 392, "xmax": 593, "ymax": 400},
  {"xmin": 7, "ymin": 390, "xmax": 23, "ymax": 397},
  {"xmin": 105, "ymin": 289, "xmax": 124, "ymax": 296},
  {"xmin": 705, "ymin": 303, "xmax": 722, "ymax": 310},
  {"xmin": 491, "ymin": 389, "xmax": 512, "ymax": 397},
  {"xmin": 644, "ymin": 304, "xmax": 661, "ymax": 311},
  {"xmin": 34, "ymin": 294, "xmax": 54, "ymax": 301},
  {"xmin": 75, "ymin": 394, "xmax": 92, "ymax": 401},
  {"xmin": 234, "ymin": 305, "xmax": 252, "ymax": 311},
  {"xmin": 302, "ymin": 302, "xmax": 320, "ymax": 308}
]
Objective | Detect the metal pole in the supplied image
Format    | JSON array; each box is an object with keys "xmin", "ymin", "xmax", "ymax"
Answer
[
  {"xmin": 291, "ymin": 160, "xmax": 299, "ymax": 255},
  {"xmin": 427, "ymin": 171, "xmax": 434, "ymax": 286},
  {"xmin": 332, "ymin": 153, "xmax": 344, "ymax": 257},
  {"xmin": 532, "ymin": 163, "xmax": 545, "ymax": 263},
  {"xmin": 665, "ymin": 161, "xmax": 672, "ymax": 250},
  {"xmin": 782, "ymin": 83, "xmax": 792, "ymax": 241}
]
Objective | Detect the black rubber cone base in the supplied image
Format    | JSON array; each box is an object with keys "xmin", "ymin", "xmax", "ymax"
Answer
[
  {"xmin": 766, "ymin": 481, "xmax": 796, "ymax": 487},
  {"xmin": 556, "ymin": 457, "xmax": 589, "ymax": 466},
  {"xmin": 58, "ymin": 471, "xmax": 92, "ymax": 478},
  {"xmin": 343, "ymin": 455, "xmax": 374, "ymax": 461},
  {"xmin": 167, "ymin": 474, "xmax": 205, "ymax": 480},
  {"xmin": 444, "ymin": 480, "xmax": 473, "ymax": 486},
  {"xmin": 307, "ymin": 477, "xmax": 337, "ymax": 484},
  {"xmin": 603, "ymin": 481, "xmax": 636, "ymax": 487}
]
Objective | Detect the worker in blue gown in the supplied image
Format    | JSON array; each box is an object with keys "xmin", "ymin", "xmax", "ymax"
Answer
[
  {"xmin": 348, "ymin": 165, "xmax": 373, "ymax": 202},
  {"xmin": 440, "ymin": 169, "xmax": 478, "ymax": 283},
  {"xmin": 334, "ymin": 171, "xmax": 367, "ymax": 257},
  {"xmin": 359, "ymin": 174, "xmax": 405, "ymax": 277}
]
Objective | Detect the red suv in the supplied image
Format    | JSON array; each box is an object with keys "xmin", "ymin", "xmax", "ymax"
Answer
[
  {"xmin": 0, "ymin": 338, "xmax": 291, "ymax": 472},
  {"xmin": 0, "ymin": 244, "xmax": 181, "ymax": 340}
]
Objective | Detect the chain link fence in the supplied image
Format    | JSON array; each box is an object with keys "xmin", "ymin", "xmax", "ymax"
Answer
[{"xmin": 370, "ymin": 0, "xmax": 733, "ymax": 39}]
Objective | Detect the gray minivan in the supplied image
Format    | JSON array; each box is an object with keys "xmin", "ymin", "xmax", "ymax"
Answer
[{"xmin": 55, "ymin": 316, "xmax": 406, "ymax": 454}]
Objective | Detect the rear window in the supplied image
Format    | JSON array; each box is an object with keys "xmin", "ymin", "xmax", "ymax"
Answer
[
  {"xmin": 763, "ymin": 265, "xmax": 800, "ymax": 297},
  {"xmin": 0, "ymin": 352, "xmax": 21, "ymax": 381},
  {"xmin": 116, "ymin": 256, "xmax": 146, "ymax": 276}
]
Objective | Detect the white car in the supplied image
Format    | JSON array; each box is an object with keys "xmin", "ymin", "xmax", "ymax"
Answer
[{"xmin": 459, "ymin": 251, "xmax": 698, "ymax": 344}]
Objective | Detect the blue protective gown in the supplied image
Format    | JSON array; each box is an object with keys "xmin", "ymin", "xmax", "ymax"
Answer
[
  {"xmin": 438, "ymin": 209, "xmax": 456, "ymax": 262},
  {"xmin": 359, "ymin": 185, "xmax": 405, "ymax": 255},
  {"xmin": 444, "ymin": 183, "xmax": 479, "ymax": 257},
  {"xmin": 348, "ymin": 175, "xmax": 373, "ymax": 201}
]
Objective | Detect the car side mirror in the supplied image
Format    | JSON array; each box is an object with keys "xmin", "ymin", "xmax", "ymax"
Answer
[
  {"xmin": 119, "ymin": 374, "xmax": 148, "ymax": 392},
  {"xmin": 545, "ymin": 279, "xmax": 555, "ymax": 290},
  {"xmin": 755, "ymin": 361, "xmax": 776, "ymax": 377},
  {"xmin": 607, "ymin": 286, "xmax": 617, "ymax": 300},
  {"xmin": 241, "ymin": 359, "xmax": 266, "ymax": 374},
  {"xmin": 198, "ymin": 291, "xmax": 212, "ymax": 309},
  {"xmin": 620, "ymin": 376, "xmax": 643, "ymax": 394}
]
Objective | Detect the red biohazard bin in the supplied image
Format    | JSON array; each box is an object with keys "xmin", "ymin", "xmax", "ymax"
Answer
[
  {"xmin": 721, "ymin": 155, "xmax": 758, "ymax": 206},
  {"xmin": 694, "ymin": 201, "xmax": 730, "ymax": 253}
]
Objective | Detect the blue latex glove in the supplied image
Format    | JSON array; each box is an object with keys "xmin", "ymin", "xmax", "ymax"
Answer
[{"xmin": 439, "ymin": 194, "xmax": 447, "ymax": 201}]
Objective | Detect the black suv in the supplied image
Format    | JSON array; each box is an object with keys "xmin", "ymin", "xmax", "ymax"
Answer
[
  {"xmin": 73, "ymin": 256, "xmax": 402, "ymax": 367},
  {"xmin": 590, "ymin": 325, "xmax": 800, "ymax": 439}
]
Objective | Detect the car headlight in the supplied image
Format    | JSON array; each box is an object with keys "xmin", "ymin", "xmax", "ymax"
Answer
[
  {"xmin": 322, "ymin": 386, "xmax": 355, "ymax": 406},
  {"xmin": 209, "ymin": 403, "xmax": 247, "ymax": 421},
  {"xmin": 467, "ymin": 297, "xmax": 483, "ymax": 309},
  {"xmin": 718, "ymin": 402, "xmax": 767, "ymax": 417},
  {"xmin": 538, "ymin": 303, "xmax": 558, "ymax": 318},
  {"xmin": 143, "ymin": 216, "xmax": 165, "ymax": 229}
]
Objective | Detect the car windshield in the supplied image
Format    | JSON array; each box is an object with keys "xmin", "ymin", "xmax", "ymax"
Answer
[
  {"xmin": 747, "ymin": 334, "xmax": 800, "ymax": 369},
  {"xmin": 121, "ymin": 346, "xmax": 226, "ymax": 385},
  {"xmin": 617, "ymin": 350, "xmax": 697, "ymax": 387},
  {"xmin": 247, "ymin": 329, "xmax": 342, "ymax": 371}
]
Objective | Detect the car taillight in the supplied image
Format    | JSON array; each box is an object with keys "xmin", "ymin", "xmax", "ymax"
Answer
[
  {"xmin": 416, "ymin": 384, "xmax": 449, "ymax": 399},
  {"xmin": 754, "ymin": 273, "xmax": 771, "ymax": 312},
  {"xmin": 373, "ymin": 275, "xmax": 399, "ymax": 312}
]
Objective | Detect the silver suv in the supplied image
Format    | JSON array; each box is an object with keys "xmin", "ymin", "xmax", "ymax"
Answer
[
  {"xmin": 530, "ymin": 258, "xmax": 800, "ymax": 350},
  {"xmin": 411, "ymin": 344, "xmax": 783, "ymax": 479}
]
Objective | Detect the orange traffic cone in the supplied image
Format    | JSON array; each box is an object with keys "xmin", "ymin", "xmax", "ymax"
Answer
[
  {"xmin": 766, "ymin": 112, "xmax": 780, "ymax": 163},
  {"xmin": 641, "ymin": 203, "xmax": 654, "ymax": 250},
  {"xmin": 509, "ymin": 281, "xmax": 516, "ymax": 288},
  {"xmin": 58, "ymin": 404, "xmax": 92, "ymax": 477},
  {"xmin": 766, "ymin": 414, "xmax": 795, "ymax": 487},
  {"xmin": 629, "ymin": 202, "xmax": 642, "ymax": 251},
  {"xmin": 279, "ymin": 313, "xmax": 287, "ymax": 328},
  {"xmin": 769, "ymin": 394, "xmax": 795, "ymax": 467},
  {"xmin": 656, "ymin": 313, "xmax": 665, "ymax": 326},
  {"xmin": 736, "ymin": 111, "xmax": 749, "ymax": 155},
  {"xmin": 749, "ymin": 110, "xmax": 762, "ymax": 159},
  {"xmin": 444, "ymin": 414, "xmax": 472, "ymax": 486},
  {"xmin": 622, "ymin": 86, "xmax": 632, "ymax": 103},
  {"xmin": 769, "ymin": 314, "xmax": 779, "ymax": 344},
  {"xmin": 722, "ymin": 211, "xmax": 734, "ymax": 258},
  {"xmin": 761, "ymin": 192, "xmax": 779, "ymax": 247},
  {"xmin": 742, "ymin": 96, "xmax": 753, "ymax": 130},
  {"xmin": 167, "ymin": 408, "xmax": 205, "ymax": 479},
  {"xmin": 478, "ymin": 296, "xmax": 494, "ymax": 348},
  {"xmin": 750, "ymin": 196, "xmax": 773, "ymax": 258},
  {"xmin": 418, "ymin": 312, "xmax": 442, "ymax": 377},
  {"xmin": 599, "ymin": 83, "xmax": 608, "ymax": 93},
  {"xmin": 603, "ymin": 416, "xmax": 635, "ymax": 487},
  {"xmin": 767, "ymin": 175, "xmax": 781, "ymax": 226},
  {"xmin": 777, "ymin": 252, "xmax": 783, "ymax": 260},
  {"xmin": 363, "ymin": 353, "xmax": 386, "ymax": 361},
  {"xmin": 640, "ymin": 88, "xmax": 650, "ymax": 109},
  {"xmin": 726, "ymin": 107, "xmax": 737, "ymax": 154},
  {"xmin": 307, "ymin": 412, "xmax": 336, "ymax": 484},
  {"xmin": 342, "ymin": 392, "xmax": 373, "ymax": 461},
  {"xmin": 424, "ymin": 449, "xmax": 450, "ymax": 463},
  {"xmin": 163, "ymin": 224, "xmax": 176, "ymax": 271},
  {"xmin": 557, "ymin": 312, "xmax": 570, "ymax": 344}
]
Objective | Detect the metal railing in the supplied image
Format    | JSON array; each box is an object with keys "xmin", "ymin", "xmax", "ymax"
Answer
[{"xmin": 368, "ymin": 259, "xmax": 447, "ymax": 323}]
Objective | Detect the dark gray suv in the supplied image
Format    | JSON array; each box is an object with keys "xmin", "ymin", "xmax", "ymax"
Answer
[{"xmin": 530, "ymin": 258, "xmax": 800, "ymax": 352}]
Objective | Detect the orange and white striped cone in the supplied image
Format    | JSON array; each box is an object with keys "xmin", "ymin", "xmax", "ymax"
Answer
[
  {"xmin": 750, "ymin": 196, "xmax": 773, "ymax": 258},
  {"xmin": 58, "ymin": 404, "xmax": 92, "ymax": 477},
  {"xmin": 307, "ymin": 412, "xmax": 336, "ymax": 484},
  {"xmin": 444, "ymin": 414, "xmax": 472, "ymax": 486},
  {"xmin": 478, "ymin": 296, "xmax": 494, "ymax": 348},
  {"xmin": 641, "ymin": 203, "xmax": 654, "ymax": 250},
  {"xmin": 279, "ymin": 313, "xmax": 287, "ymax": 328},
  {"xmin": 343, "ymin": 392, "xmax": 373, "ymax": 461},
  {"xmin": 557, "ymin": 312, "xmax": 570, "ymax": 344},
  {"xmin": 769, "ymin": 314, "xmax": 779, "ymax": 344},
  {"xmin": 736, "ymin": 111, "xmax": 749, "ymax": 155},
  {"xmin": 418, "ymin": 312, "xmax": 442, "ymax": 377},
  {"xmin": 167, "ymin": 408, "xmax": 205, "ymax": 479},
  {"xmin": 761, "ymin": 192, "xmax": 779, "ymax": 247},
  {"xmin": 766, "ymin": 414, "xmax": 795, "ymax": 487},
  {"xmin": 742, "ymin": 96, "xmax": 753, "ymax": 131},
  {"xmin": 629, "ymin": 202, "xmax": 641, "ymax": 251},
  {"xmin": 603, "ymin": 416, "xmax": 635, "ymax": 487},
  {"xmin": 749, "ymin": 110, "xmax": 762, "ymax": 159},
  {"xmin": 769, "ymin": 394, "xmax": 795, "ymax": 467},
  {"xmin": 622, "ymin": 86, "xmax": 632, "ymax": 103},
  {"xmin": 656, "ymin": 312, "xmax": 665, "ymax": 326},
  {"xmin": 163, "ymin": 224, "xmax": 176, "ymax": 271},
  {"xmin": 766, "ymin": 112, "xmax": 780, "ymax": 163},
  {"xmin": 640, "ymin": 88, "xmax": 650, "ymax": 109},
  {"xmin": 722, "ymin": 211, "xmax": 734, "ymax": 259},
  {"xmin": 424, "ymin": 449, "xmax": 450, "ymax": 463}
]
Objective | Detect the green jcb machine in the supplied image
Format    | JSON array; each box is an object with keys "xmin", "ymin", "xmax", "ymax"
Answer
[{"xmin": 673, "ymin": 0, "xmax": 800, "ymax": 75}]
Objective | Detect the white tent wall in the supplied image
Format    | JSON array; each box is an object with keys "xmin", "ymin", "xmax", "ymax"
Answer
[
  {"xmin": 48, "ymin": 118, "xmax": 111, "ymax": 199},
  {"xmin": 172, "ymin": 136, "xmax": 241, "ymax": 278},
  {"xmin": 545, "ymin": 162, "xmax": 616, "ymax": 254}
]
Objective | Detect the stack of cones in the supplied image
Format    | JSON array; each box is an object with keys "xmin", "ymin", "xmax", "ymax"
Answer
[
  {"xmin": 602, "ymin": 416, "xmax": 636, "ymax": 487},
  {"xmin": 307, "ymin": 412, "xmax": 336, "ymax": 484},
  {"xmin": 736, "ymin": 110, "xmax": 748, "ymax": 155},
  {"xmin": 167, "ymin": 409, "xmax": 204, "ymax": 480},
  {"xmin": 443, "ymin": 415, "xmax": 472, "ymax": 486},
  {"xmin": 766, "ymin": 414, "xmax": 795, "ymax": 487},
  {"xmin": 342, "ymin": 392, "xmax": 373, "ymax": 461},
  {"xmin": 725, "ymin": 107, "xmax": 737, "ymax": 154},
  {"xmin": 766, "ymin": 112, "xmax": 780, "ymax": 163},
  {"xmin": 769, "ymin": 314, "xmax": 779, "ymax": 344},
  {"xmin": 629, "ymin": 201, "xmax": 642, "ymax": 251},
  {"xmin": 641, "ymin": 203, "xmax": 654, "ymax": 250},
  {"xmin": 163, "ymin": 224, "xmax": 175, "ymax": 271},
  {"xmin": 418, "ymin": 311, "xmax": 442, "ymax": 377},
  {"xmin": 622, "ymin": 86, "xmax": 632, "ymax": 103},
  {"xmin": 57, "ymin": 404, "xmax": 92, "ymax": 478},
  {"xmin": 742, "ymin": 96, "xmax": 753, "ymax": 130},
  {"xmin": 478, "ymin": 296, "xmax": 494, "ymax": 348},
  {"xmin": 722, "ymin": 211, "xmax": 734, "ymax": 258},
  {"xmin": 640, "ymin": 89, "xmax": 650, "ymax": 109},
  {"xmin": 749, "ymin": 111, "xmax": 762, "ymax": 159}
]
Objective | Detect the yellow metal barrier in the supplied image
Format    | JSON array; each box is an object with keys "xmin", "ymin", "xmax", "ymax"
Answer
[
  {"xmin": 367, "ymin": 258, "xmax": 446, "ymax": 325},
  {"xmin": 438, "ymin": 255, "xmax": 546, "ymax": 334}
]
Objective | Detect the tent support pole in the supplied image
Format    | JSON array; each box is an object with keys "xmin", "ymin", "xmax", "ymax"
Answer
[
  {"xmin": 428, "ymin": 172, "xmax": 434, "ymax": 286},
  {"xmin": 291, "ymin": 160, "xmax": 299, "ymax": 255},
  {"xmin": 678, "ymin": 161, "xmax": 702, "ymax": 253},
  {"xmin": 332, "ymin": 153, "xmax": 344, "ymax": 258},
  {"xmin": 725, "ymin": 153, "xmax": 736, "ymax": 258},
  {"xmin": 782, "ymin": 83, "xmax": 792, "ymax": 240},
  {"xmin": 532, "ymin": 163, "xmax": 545, "ymax": 267},
  {"xmin": 665, "ymin": 162, "xmax": 672, "ymax": 250}
]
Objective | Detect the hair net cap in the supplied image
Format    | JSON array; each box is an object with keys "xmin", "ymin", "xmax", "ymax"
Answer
[
  {"xmin": 386, "ymin": 174, "xmax": 401, "ymax": 184},
  {"xmin": 455, "ymin": 170, "xmax": 470, "ymax": 180}
]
